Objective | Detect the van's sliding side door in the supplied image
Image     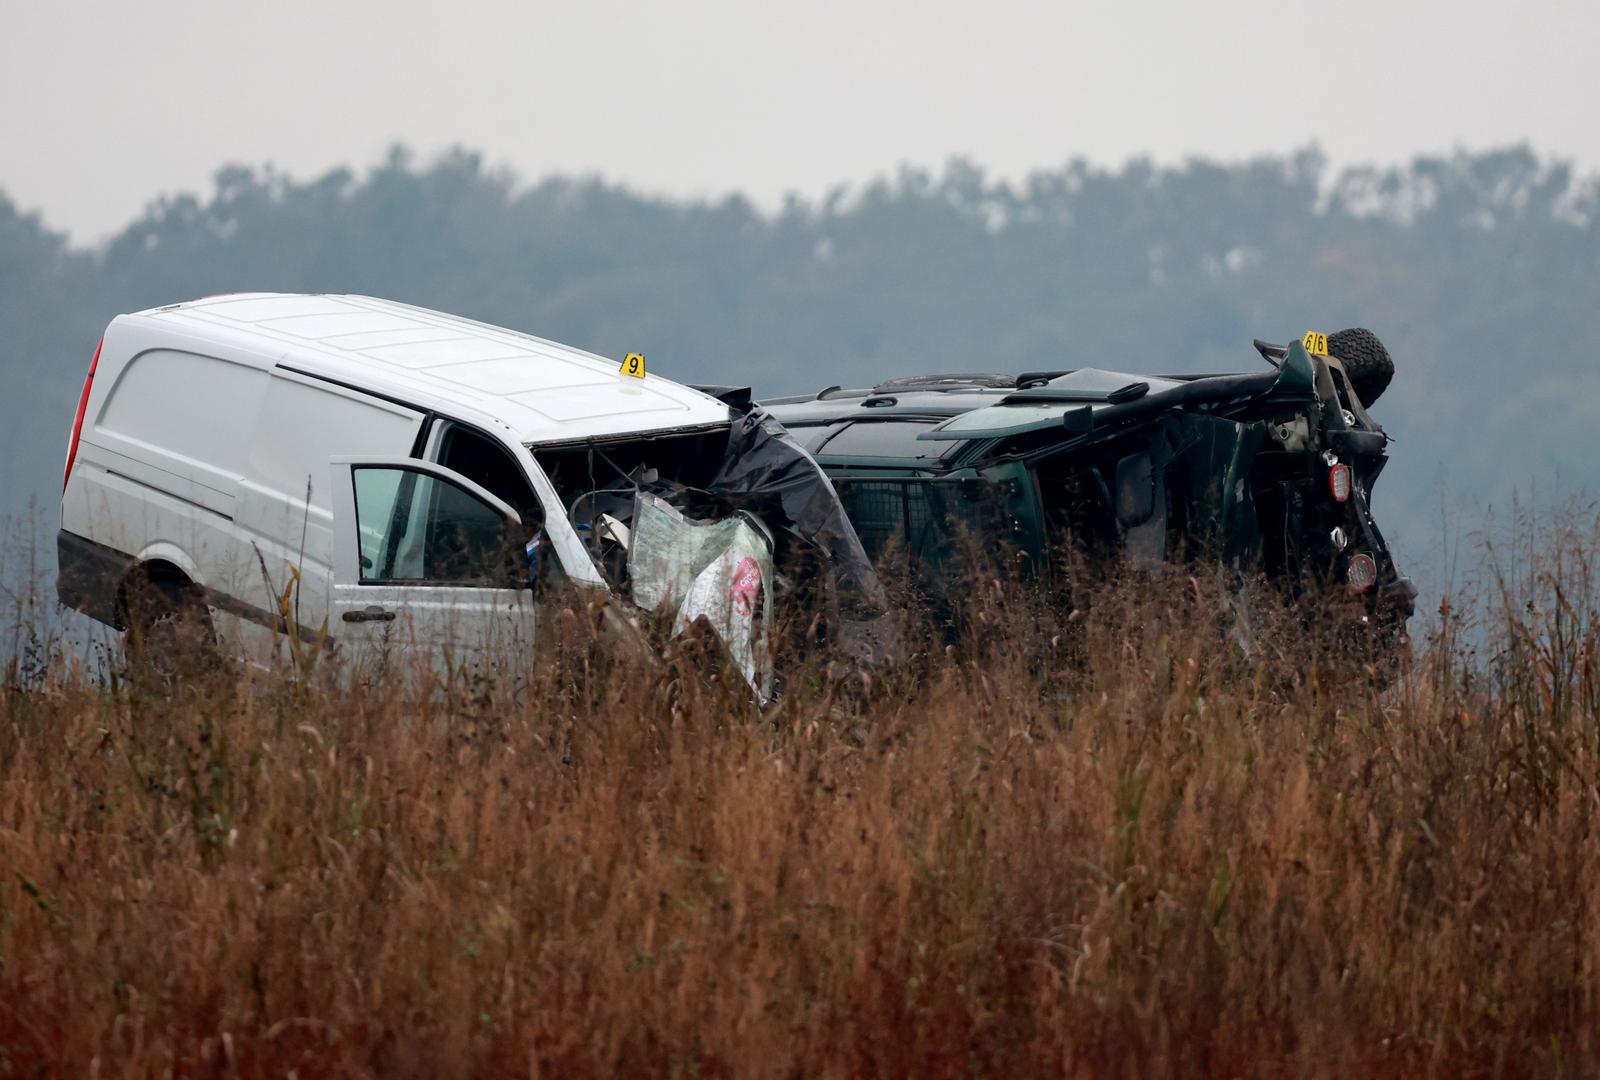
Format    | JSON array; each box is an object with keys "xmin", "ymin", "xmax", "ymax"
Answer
[{"xmin": 328, "ymin": 456, "xmax": 535, "ymax": 680}]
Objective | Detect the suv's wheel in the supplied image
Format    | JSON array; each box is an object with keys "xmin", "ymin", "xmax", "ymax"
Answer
[
  {"xmin": 123, "ymin": 577, "xmax": 216, "ymax": 680},
  {"xmin": 1327, "ymin": 327, "xmax": 1395, "ymax": 406}
]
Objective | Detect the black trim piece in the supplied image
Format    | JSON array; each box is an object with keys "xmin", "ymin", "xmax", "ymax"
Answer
[
  {"xmin": 1000, "ymin": 380, "xmax": 1149, "ymax": 406},
  {"xmin": 353, "ymin": 576, "xmax": 519, "ymax": 590},
  {"xmin": 276, "ymin": 364, "xmax": 429, "ymax": 415},
  {"xmin": 409, "ymin": 412, "xmax": 438, "ymax": 458},
  {"xmin": 56, "ymin": 530, "xmax": 134, "ymax": 628},
  {"xmin": 525, "ymin": 421, "xmax": 731, "ymax": 451}
]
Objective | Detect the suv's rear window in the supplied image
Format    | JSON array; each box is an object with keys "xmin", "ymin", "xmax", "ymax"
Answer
[
  {"xmin": 783, "ymin": 424, "xmax": 836, "ymax": 453},
  {"xmin": 817, "ymin": 420, "xmax": 941, "ymax": 460}
]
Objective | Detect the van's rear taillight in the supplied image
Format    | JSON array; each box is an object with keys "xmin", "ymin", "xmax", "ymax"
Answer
[{"xmin": 63, "ymin": 338, "xmax": 102, "ymax": 491}]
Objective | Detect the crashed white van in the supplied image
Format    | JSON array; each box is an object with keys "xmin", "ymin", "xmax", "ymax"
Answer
[{"xmin": 56, "ymin": 293, "xmax": 882, "ymax": 693}]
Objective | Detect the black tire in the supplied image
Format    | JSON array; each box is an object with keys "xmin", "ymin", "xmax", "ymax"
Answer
[
  {"xmin": 1326, "ymin": 327, "xmax": 1395, "ymax": 406},
  {"xmin": 123, "ymin": 576, "xmax": 217, "ymax": 681}
]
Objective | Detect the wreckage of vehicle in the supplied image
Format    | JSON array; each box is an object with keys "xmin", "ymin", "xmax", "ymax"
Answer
[
  {"xmin": 762, "ymin": 332, "xmax": 1417, "ymax": 643},
  {"xmin": 532, "ymin": 399, "xmax": 890, "ymax": 699}
]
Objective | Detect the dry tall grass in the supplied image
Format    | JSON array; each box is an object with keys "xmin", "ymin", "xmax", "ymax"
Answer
[{"xmin": 4, "ymin": 512, "xmax": 1600, "ymax": 1077}]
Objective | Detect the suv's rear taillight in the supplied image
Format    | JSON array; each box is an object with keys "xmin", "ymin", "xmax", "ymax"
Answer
[
  {"xmin": 1328, "ymin": 463, "xmax": 1353, "ymax": 502},
  {"xmin": 63, "ymin": 338, "xmax": 102, "ymax": 491},
  {"xmin": 1347, "ymin": 552, "xmax": 1377, "ymax": 593}
]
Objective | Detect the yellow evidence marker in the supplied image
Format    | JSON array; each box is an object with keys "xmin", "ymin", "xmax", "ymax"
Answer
[
  {"xmin": 619, "ymin": 352, "xmax": 647, "ymax": 378},
  {"xmin": 1301, "ymin": 331, "xmax": 1329, "ymax": 356}
]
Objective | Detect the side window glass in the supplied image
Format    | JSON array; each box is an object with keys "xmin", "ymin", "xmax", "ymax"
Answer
[
  {"xmin": 353, "ymin": 467, "xmax": 403, "ymax": 575},
  {"xmin": 786, "ymin": 424, "xmax": 837, "ymax": 453},
  {"xmin": 434, "ymin": 424, "xmax": 543, "ymax": 527},
  {"xmin": 352, "ymin": 466, "xmax": 518, "ymax": 586}
]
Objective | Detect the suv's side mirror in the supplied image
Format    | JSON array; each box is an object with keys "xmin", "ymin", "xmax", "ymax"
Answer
[{"xmin": 1114, "ymin": 452, "xmax": 1156, "ymax": 528}]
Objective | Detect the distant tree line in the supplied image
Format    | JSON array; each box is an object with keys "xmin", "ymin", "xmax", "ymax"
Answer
[{"xmin": 3, "ymin": 144, "xmax": 1597, "ymax": 568}]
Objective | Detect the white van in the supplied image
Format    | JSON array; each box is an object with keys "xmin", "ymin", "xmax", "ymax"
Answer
[{"xmin": 56, "ymin": 293, "xmax": 870, "ymax": 690}]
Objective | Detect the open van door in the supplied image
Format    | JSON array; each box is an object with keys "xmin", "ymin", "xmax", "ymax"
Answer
[{"xmin": 329, "ymin": 455, "xmax": 536, "ymax": 679}]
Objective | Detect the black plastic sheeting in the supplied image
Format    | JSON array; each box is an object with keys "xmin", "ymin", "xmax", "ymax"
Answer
[{"xmin": 704, "ymin": 407, "xmax": 888, "ymax": 623}]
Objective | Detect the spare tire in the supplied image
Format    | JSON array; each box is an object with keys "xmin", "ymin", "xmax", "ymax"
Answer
[{"xmin": 1326, "ymin": 327, "xmax": 1395, "ymax": 406}]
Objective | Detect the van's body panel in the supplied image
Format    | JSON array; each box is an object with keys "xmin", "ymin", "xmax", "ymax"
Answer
[{"xmin": 58, "ymin": 293, "xmax": 737, "ymax": 668}]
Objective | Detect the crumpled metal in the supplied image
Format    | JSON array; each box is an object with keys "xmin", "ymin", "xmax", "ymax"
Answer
[{"xmin": 704, "ymin": 407, "xmax": 888, "ymax": 622}]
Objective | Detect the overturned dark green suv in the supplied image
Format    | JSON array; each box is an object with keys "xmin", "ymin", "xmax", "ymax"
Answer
[{"xmin": 762, "ymin": 331, "xmax": 1416, "ymax": 642}]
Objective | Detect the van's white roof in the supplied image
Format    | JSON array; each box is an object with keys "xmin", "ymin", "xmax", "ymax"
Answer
[{"xmin": 126, "ymin": 293, "xmax": 731, "ymax": 443}]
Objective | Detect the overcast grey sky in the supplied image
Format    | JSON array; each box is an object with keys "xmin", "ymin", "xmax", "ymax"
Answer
[{"xmin": 2, "ymin": 0, "xmax": 1593, "ymax": 242}]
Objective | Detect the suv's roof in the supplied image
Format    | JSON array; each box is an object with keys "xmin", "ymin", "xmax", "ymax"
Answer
[
  {"xmin": 764, "ymin": 385, "xmax": 1026, "ymax": 466},
  {"xmin": 763, "ymin": 386, "xmax": 1017, "ymax": 425},
  {"xmin": 125, "ymin": 293, "xmax": 731, "ymax": 444},
  {"xmin": 763, "ymin": 369, "xmax": 1226, "ymax": 462}
]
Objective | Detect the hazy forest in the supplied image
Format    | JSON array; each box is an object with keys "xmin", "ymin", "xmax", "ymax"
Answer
[{"xmin": 3, "ymin": 144, "xmax": 1597, "ymax": 580}]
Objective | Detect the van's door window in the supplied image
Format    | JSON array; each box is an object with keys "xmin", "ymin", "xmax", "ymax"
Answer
[
  {"xmin": 352, "ymin": 466, "xmax": 516, "ymax": 586},
  {"xmin": 434, "ymin": 424, "xmax": 542, "ymax": 527}
]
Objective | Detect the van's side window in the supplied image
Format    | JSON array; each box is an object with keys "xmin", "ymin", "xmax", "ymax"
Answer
[
  {"xmin": 352, "ymin": 466, "xmax": 517, "ymax": 587},
  {"xmin": 433, "ymin": 423, "xmax": 543, "ymax": 529}
]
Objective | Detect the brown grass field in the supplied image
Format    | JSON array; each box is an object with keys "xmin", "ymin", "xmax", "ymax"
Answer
[{"xmin": 3, "ymin": 513, "xmax": 1599, "ymax": 1078}]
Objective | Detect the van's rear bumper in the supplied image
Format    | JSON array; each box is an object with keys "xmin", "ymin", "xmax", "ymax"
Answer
[{"xmin": 56, "ymin": 529, "xmax": 131, "ymax": 629}]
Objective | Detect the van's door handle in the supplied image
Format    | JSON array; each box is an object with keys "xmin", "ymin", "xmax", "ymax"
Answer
[{"xmin": 342, "ymin": 606, "xmax": 396, "ymax": 623}]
